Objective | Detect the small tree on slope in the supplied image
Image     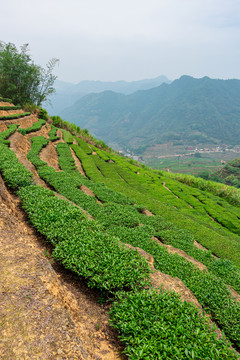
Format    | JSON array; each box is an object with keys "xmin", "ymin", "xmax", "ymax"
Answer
[{"xmin": 0, "ymin": 41, "xmax": 59, "ymax": 106}]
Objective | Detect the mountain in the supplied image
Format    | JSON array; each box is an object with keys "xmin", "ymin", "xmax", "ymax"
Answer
[
  {"xmin": 59, "ymin": 75, "xmax": 240, "ymax": 150},
  {"xmin": 45, "ymin": 75, "xmax": 170, "ymax": 115}
]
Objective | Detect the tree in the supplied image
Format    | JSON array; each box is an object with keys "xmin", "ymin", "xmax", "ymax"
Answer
[{"xmin": 0, "ymin": 41, "xmax": 59, "ymax": 106}]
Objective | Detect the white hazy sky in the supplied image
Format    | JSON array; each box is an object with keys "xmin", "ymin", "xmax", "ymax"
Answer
[{"xmin": 1, "ymin": 0, "xmax": 240, "ymax": 83}]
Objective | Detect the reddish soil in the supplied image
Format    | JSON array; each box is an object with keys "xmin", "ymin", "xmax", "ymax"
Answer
[
  {"xmin": 194, "ymin": 240, "xmax": 218, "ymax": 259},
  {"xmin": 142, "ymin": 209, "xmax": 154, "ymax": 216},
  {"xmin": 0, "ymin": 176, "xmax": 126, "ymax": 360},
  {"xmin": 80, "ymin": 185, "xmax": 103, "ymax": 205},
  {"xmin": 154, "ymin": 237, "xmax": 208, "ymax": 271},
  {"xmin": 1, "ymin": 114, "xmax": 38, "ymax": 130},
  {"xmin": 56, "ymin": 129, "xmax": 64, "ymax": 142},
  {"xmin": 125, "ymin": 244, "xmax": 203, "ymax": 310},
  {"xmin": 0, "ymin": 101, "xmax": 14, "ymax": 106},
  {"xmin": 0, "ymin": 109, "xmax": 24, "ymax": 116},
  {"xmin": 70, "ymin": 147, "xmax": 86, "ymax": 176},
  {"xmin": 162, "ymin": 181, "xmax": 179, "ymax": 198},
  {"xmin": 40, "ymin": 141, "xmax": 61, "ymax": 171},
  {"xmin": 81, "ymin": 184, "xmax": 96, "ymax": 197},
  {"xmin": 0, "ymin": 122, "xmax": 8, "ymax": 132},
  {"xmin": 9, "ymin": 132, "xmax": 48, "ymax": 188},
  {"xmin": 26, "ymin": 122, "xmax": 50, "ymax": 140}
]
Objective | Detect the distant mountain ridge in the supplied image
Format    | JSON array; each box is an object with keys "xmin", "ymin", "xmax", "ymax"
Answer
[
  {"xmin": 59, "ymin": 75, "xmax": 240, "ymax": 150},
  {"xmin": 45, "ymin": 75, "xmax": 170, "ymax": 115}
]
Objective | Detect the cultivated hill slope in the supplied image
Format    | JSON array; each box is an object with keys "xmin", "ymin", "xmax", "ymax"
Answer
[
  {"xmin": 1, "ymin": 99, "xmax": 240, "ymax": 359},
  {"xmin": 60, "ymin": 75, "xmax": 240, "ymax": 150},
  {"xmin": 214, "ymin": 157, "xmax": 240, "ymax": 188}
]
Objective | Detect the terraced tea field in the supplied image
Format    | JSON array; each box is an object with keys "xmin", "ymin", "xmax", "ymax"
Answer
[{"xmin": 0, "ymin": 99, "xmax": 240, "ymax": 359}]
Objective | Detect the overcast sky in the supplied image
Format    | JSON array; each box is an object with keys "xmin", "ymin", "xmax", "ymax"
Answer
[{"xmin": 1, "ymin": 0, "xmax": 240, "ymax": 83}]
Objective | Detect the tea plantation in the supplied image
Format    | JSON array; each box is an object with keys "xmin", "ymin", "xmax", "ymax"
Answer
[{"xmin": 0, "ymin": 99, "xmax": 240, "ymax": 359}]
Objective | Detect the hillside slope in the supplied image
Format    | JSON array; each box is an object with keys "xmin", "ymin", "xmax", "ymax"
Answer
[
  {"xmin": 60, "ymin": 76, "xmax": 240, "ymax": 150},
  {"xmin": 215, "ymin": 157, "xmax": 240, "ymax": 188},
  {"xmin": 45, "ymin": 75, "xmax": 170, "ymax": 115},
  {"xmin": 0, "ymin": 100, "xmax": 240, "ymax": 359}
]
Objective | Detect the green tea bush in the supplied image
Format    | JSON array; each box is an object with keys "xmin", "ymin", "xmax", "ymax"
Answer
[
  {"xmin": 17, "ymin": 185, "xmax": 151, "ymax": 293},
  {"xmin": 27, "ymin": 136, "xmax": 49, "ymax": 168},
  {"xmin": 0, "ymin": 97, "xmax": 12, "ymax": 102},
  {"xmin": 0, "ymin": 112, "xmax": 30, "ymax": 120},
  {"xmin": 61, "ymin": 129, "xmax": 73, "ymax": 144},
  {"xmin": 38, "ymin": 108, "xmax": 48, "ymax": 120},
  {"xmin": 48, "ymin": 124, "xmax": 60, "ymax": 141},
  {"xmin": 0, "ymin": 143, "xmax": 33, "ymax": 189},
  {"xmin": 24, "ymin": 119, "xmax": 46, "ymax": 133},
  {"xmin": 0, "ymin": 105, "xmax": 21, "ymax": 110},
  {"xmin": 0, "ymin": 131, "xmax": 239, "ymax": 357},
  {"xmin": 56, "ymin": 143, "xmax": 76, "ymax": 171},
  {"xmin": 168, "ymin": 172, "xmax": 240, "ymax": 206},
  {"xmin": 75, "ymin": 137, "xmax": 92, "ymax": 154},
  {"xmin": 0, "ymin": 124, "xmax": 18, "ymax": 142},
  {"xmin": 109, "ymin": 289, "xmax": 238, "ymax": 359}
]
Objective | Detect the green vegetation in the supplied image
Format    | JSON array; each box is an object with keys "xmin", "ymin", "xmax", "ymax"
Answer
[
  {"xmin": 0, "ymin": 105, "xmax": 21, "ymax": 110},
  {"xmin": 25, "ymin": 138, "xmax": 240, "ymax": 348},
  {"xmin": 18, "ymin": 185, "xmax": 150, "ymax": 293},
  {"xmin": 56, "ymin": 142, "xmax": 76, "ymax": 171},
  {"xmin": 167, "ymin": 171, "xmax": 240, "ymax": 206},
  {"xmin": 110, "ymin": 289, "xmax": 237, "ymax": 359},
  {"xmin": 1, "ymin": 115, "xmax": 240, "ymax": 358},
  {"xmin": 146, "ymin": 154, "xmax": 223, "ymax": 176},
  {"xmin": 84, "ymin": 149, "xmax": 240, "ymax": 267},
  {"xmin": 48, "ymin": 124, "xmax": 60, "ymax": 141},
  {"xmin": 60, "ymin": 129, "xmax": 74, "ymax": 144},
  {"xmin": 27, "ymin": 136, "xmax": 49, "ymax": 167},
  {"xmin": 18, "ymin": 119, "xmax": 46, "ymax": 135},
  {"xmin": 0, "ymin": 97, "xmax": 12, "ymax": 102},
  {"xmin": 59, "ymin": 75, "xmax": 240, "ymax": 151},
  {"xmin": 0, "ymin": 124, "xmax": 18, "ymax": 145},
  {"xmin": 0, "ymin": 112, "xmax": 30, "ymax": 120},
  {"xmin": 51, "ymin": 115, "xmax": 110, "ymax": 150},
  {"xmin": 208, "ymin": 157, "xmax": 240, "ymax": 189},
  {"xmin": 0, "ymin": 41, "xmax": 58, "ymax": 106},
  {"xmin": 0, "ymin": 142, "xmax": 33, "ymax": 189}
]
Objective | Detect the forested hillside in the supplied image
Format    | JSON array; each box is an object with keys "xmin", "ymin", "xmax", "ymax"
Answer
[
  {"xmin": 60, "ymin": 76, "xmax": 240, "ymax": 151},
  {"xmin": 1, "ymin": 99, "xmax": 240, "ymax": 359},
  {"xmin": 211, "ymin": 157, "xmax": 240, "ymax": 188},
  {"xmin": 45, "ymin": 75, "xmax": 170, "ymax": 115}
]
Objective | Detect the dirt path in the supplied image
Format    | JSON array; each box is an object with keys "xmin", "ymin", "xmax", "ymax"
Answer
[
  {"xmin": 153, "ymin": 237, "xmax": 207, "ymax": 271},
  {"xmin": 0, "ymin": 177, "xmax": 125, "ymax": 360},
  {"xmin": 0, "ymin": 114, "xmax": 37, "ymax": 133},
  {"xmin": 70, "ymin": 147, "xmax": 86, "ymax": 176},
  {"xmin": 40, "ymin": 141, "xmax": 61, "ymax": 171},
  {"xmin": 125, "ymin": 244, "xmax": 203, "ymax": 310},
  {"xmin": 194, "ymin": 240, "xmax": 218, "ymax": 259},
  {"xmin": 0, "ymin": 182, "xmax": 85, "ymax": 359},
  {"xmin": 141, "ymin": 209, "xmax": 154, "ymax": 216},
  {"xmin": 0, "ymin": 109, "xmax": 24, "ymax": 116},
  {"xmin": 9, "ymin": 130, "xmax": 95, "ymax": 220},
  {"xmin": 0, "ymin": 101, "xmax": 14, "ymax": 106},
  {"xmin": 162, "ymin": 181, "xmax": 179, "ymax": 198},
  {"xmin": 26, "ymin": 123, "xmax": 50, "ymax": 140},
  {"xmin": 9, "ymin": 132, "xmax": 48, "ymax": 189},
  {"xmin": 2, "ymin": 114, "xmax": 38, "ymax": 129},
  {"xmin": 56, "ymin": 129, "xmax": 64, "ymax": 142},
  {"xmin": 80, "ymin": 185, "xmax": 103, "ymax": 205},
  {"xmin": 162, "ymin": 181, "xmax": 194, "ymax": 208}
]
